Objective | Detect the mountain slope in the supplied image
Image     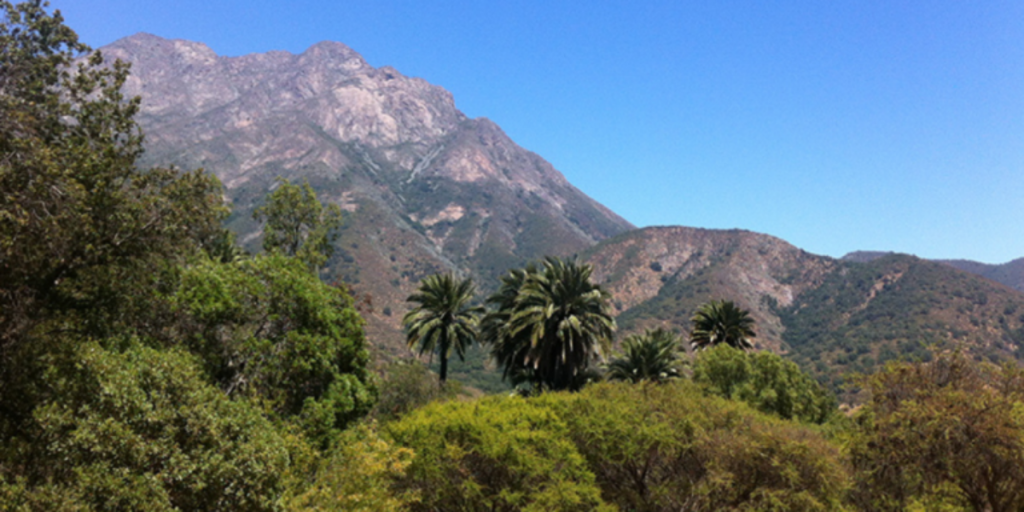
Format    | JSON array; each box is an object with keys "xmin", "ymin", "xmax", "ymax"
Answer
[
  {"xmin": 939, "ymin": 258, "xmax": 1024, "ymax": 293},
  {"xmin": 587, "ymin": 228, "xmax": 1024, "ymax": 394},
  {"xmin": 843, "ymin": 251, "xmax": 1024, "ymax": 293},
  {"xmin": 101, "ymin": 33, "xmax": 632, "ymax": 353},
  {"xmin": 584, "ymin": 227, "xmax": 836, "ymax": 351},
  {"xmin": 103, "ymin": 34, "xmax": 1024, "ymax": 391}
]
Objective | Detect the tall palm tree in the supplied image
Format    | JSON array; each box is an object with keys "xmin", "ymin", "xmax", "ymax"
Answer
[
  {"xmin": 606, "ymin": 328, "xmax": 683, "ymax": 384},
  {"xmin": 481, "ymin": 264, "xmax": 537, "ymax": 387},
  {"xmin": 403, "ymin": 273, "xmax": 483, "ymax": 386},
  {"xmin": 483, "ymin": 257, "xmax": 615, "ymax": 392},
  {"xmin": 689, "ymin": 300, "xmax": 756, "ymax": 351}
]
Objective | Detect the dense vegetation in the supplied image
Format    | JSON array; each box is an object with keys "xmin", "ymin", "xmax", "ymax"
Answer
[
  {"xmin": 7, "ymin": 3, "xmax": 1024, "ymax": 510},
  {"xmin": 0, "ymin": 3, "xmax": 373, "ymax": 507},
  {"xmin": 777, "ymin": 254, "xmax": 1024, "ymax": 392}
]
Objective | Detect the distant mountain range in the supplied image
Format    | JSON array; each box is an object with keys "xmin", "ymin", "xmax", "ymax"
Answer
[
  {"xmin": 102, "ymin": 34, "xmax": 1024, "ymax": 385},
  {"xmin": 843, "ymin": 251, "xmax": 1024, "ymax": 293}
]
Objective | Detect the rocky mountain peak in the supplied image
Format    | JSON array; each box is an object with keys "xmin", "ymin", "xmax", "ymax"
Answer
[
  {"xmin": 104, "ymin": 34, "xmax": 633, "ymax": 352},
  {"xmin": 298, "ymin": 40, "xmax": 369, "ymax": 73}
]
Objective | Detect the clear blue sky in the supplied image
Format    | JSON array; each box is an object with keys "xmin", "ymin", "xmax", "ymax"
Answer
[{"xmin": 58, "ymin": 0, "xmax": 1024, "ymax": 263}]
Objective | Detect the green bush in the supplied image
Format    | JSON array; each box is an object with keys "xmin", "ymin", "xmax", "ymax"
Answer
[
  {"xmin": 385, "ymin": 381, "xmax": 849, "ymax": 512},
  {"xmin": 174, "ymin": 254, "xmax": 377, "ymax": 444},
  {"xmin": 546, "ymin": 382, "xmax": 851, "ymax": 512},
  {"xmin": 692, "ymin": 345, "xmax": 837, "ymax": 424},
  {"xmin": 284, "ymin": 423, "xmax": 418, "ymax": 511},
  {"xmin": 2, "ymin": 341, "xmax": 288, "ymax": 511},
  {"xmin": 848, "ymin": 351, "xmax": 1024, "ymax": 511},
  {"xmin": 386, "ymin": 395, "xmax": 613, "ymax": 512}
]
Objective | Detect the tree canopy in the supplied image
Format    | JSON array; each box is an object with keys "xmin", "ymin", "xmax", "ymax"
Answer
[
  {"xmin": 482, "ymin": 257, "xmax": 615, "ymax": 393},
  {"xmin": 402, "ymin": 273, "xmax": 482, "ymax": 386},
  {"xmin": 253, "ymin": 177, "xmax": 342, "ymax": 271},
  {"xmin": 0, "ymin": 2, "xmax": 377, "ymax": 505},
  {"xmin": 689, "ymin": 299, "xmax": 757, "ymax": 350},
  {"xmin": 605, "ymin": 327, "xmax": 683, "ymax": 384}
]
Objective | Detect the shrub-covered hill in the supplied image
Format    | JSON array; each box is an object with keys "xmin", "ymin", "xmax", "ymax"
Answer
[
  {"xmin": 584, "ymin": 228, "xmax": 1024, "ymax": 391},
  {"xmin": 778, "ymin": 253, "xmax": 1024, "ymax": 391}
]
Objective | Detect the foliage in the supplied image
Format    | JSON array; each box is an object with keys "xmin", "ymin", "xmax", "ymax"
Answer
[
  {"xmin": 777, "ymin": 255, "xmax": 1024, "ymax": 392},
  {"xmin": 386, "ymin": 381, "xmax": 850, "ymax": 512},
  {"xmin": 403, "ymin": 272, "xmax": 483, "ymax": 385},
  {"xmin": 692, "ymin": 345, "xmax": 837, "ymax": 424},
  {"xmin": 0, "ymin": 0, "xmax": 225, "ymax": 356},
  {"xmin": 0, "ymin": 4, "xmax": 386, "ymax": 510},
  {"xmin": 386, "ymin": 395, "xmax": 614, "ymax": 512},
  {"xmin": 482, "ymin": 257, "xmax": 616, "ymax": 392},
  {"xmin": 848, "ymin": 350, "xmax": 1024, "ymax": 512},
  {"xmin": 1, "ymin": 340, "xmax": 288, "ymax": 511},
  {"xmin": 481, "ymin": 264, "xmax": 536, "ymax": 388},
  {"xmin": 285, "ymin": 423, "xmax": 418, "ymax": 511},
  {"xmin": 690, "ymin": 299, "xmax": 757, "ymax": 350},
  {"xmin": 546, "ymin": 382, "xmax": 851, "ymax": 512},
  {"xmin": 371, "ymin": 359, "xmax": 461, "ymax": 421},
  {"xmin": 174, "ymin": 253, "xmax": 377, "ymax": 444},
  {"xmin": 605, "ymin": 327, "xmax": 683, "ymax": 384},
  {"xmin": 253, "ymin": 177, "xmax": 342, "ymax": 270}
]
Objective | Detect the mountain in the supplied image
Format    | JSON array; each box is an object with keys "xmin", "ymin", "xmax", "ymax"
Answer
[
  {"xmin": 103, "ymin": 34, "xmax": 1024, "ymax": 392},
  {"xmin": 590, "ymin": 228, "xmax": 1024, "ymax": 394},
  {"xmin": 938, "ymin": 258, "xmax": 1024, "ymax": 293},
  {"xmin": 583, "ymin": 227, "xmax": 837, "ymax": 351},
  {"xmin": 843, "ymin": 252, "xmax": 1024, "ymax": 294},
  {"xmin": 100, "ymin": 33, "xmax": 633, "ymax": 354}
]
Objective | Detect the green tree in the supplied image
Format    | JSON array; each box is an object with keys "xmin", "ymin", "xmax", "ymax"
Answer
[
  {"xmin": 253, "ymin": 177, "xmax": 342, "ymax": 270},
  {"xmin": 174, "ymin": 253, "xmax": 377, "ymax": 444},
  {"xmin": 689, "ymin": 299, "xmax": 757, "ymax": 350},
  {"xmin": 481, "ymin": 264, "xmax": 538, "ymax": 391},
  {"xmin": 691, "ymin": 344, "xmax": 836, "ymax": 424},
  {"xmin": 403, "ymin": 273, "xmax": 483, "ymax": 386},
  {"xmin": 0, "ymin": 0, "xmax": 225, "ymax": 355},
  {"xmin": 605, "ymin": 327, "xmax": 683, "ymax": 384},
  {"xmin": 2, "ymin": 340, "xmax": 289, "ymax": 511},
  {"xmin": 483, "ymin": 257, "xmax": 616, "ymax": 392},
  {"xmin": 386, "ymin": 395, "xmax": 614, "ymax": 512},
  {"xmin": 848, "ymin": 350, "xmax": 1024, "ymax": 512}
]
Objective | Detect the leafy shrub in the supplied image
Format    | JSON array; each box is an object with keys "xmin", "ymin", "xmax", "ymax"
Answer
[
  {"xmin": 692, "ymin": 344, "xmax": 837, "ymax": 424},
  {"xmin": 285, "ymin": 423, "xmax": 418, "ymax": 511},
  {"xmin": 849, "ymin": 351, "xmax": 1024, "ymax": 511},
  {"xmin": 386, "ymin": 396, "xmax": 613, "ymax": 512},
  {"xmin": 546, "ymin": 382, "xmax": 851, "ymax": 512},
  {"xmin": 2, "ymin": 341, "xmax": 288, "ymax": 511}
]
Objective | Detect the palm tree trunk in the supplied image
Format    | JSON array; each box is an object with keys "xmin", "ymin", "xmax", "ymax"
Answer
[{"xmin": 439, "ymin": 342, "xmax": 449, "ymax": 387}]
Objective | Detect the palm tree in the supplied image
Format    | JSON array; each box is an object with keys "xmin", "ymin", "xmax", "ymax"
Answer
[
  {"xmin": 481, "ymin": 265, "xmax": 537, "ymax": 387},
  {"xmin": 403, "ymin": 273, "xmax": 483, "ymax": 386},
  {"xmin": 689, "ymin": 300, "xmax": 756, "ymax": 351},
  {"xmin": 482, "ymin": 257, "xmax": 616, "ymax": 392},
  {"xmin": 606, "ymin": 328, "xmax": 683, "ymax": 384}
]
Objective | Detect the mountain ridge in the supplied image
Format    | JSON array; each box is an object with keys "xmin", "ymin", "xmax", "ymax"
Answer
[
  {"xmin": 101, "ymin": 33, "xmax": 632, "ymax": 354},
  {"xmin": 102, "ymin": 34, "xmax": 1024, "ymax": 384},
  {"xmin": 843, "ymin": 251, "xmax": 1024, "ymax": 293}
]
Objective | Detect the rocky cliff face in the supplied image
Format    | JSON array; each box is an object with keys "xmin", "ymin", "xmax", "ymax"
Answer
[{"xmin": 101, "ymin": 33, "xmax": 633, "ymax": 353}]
